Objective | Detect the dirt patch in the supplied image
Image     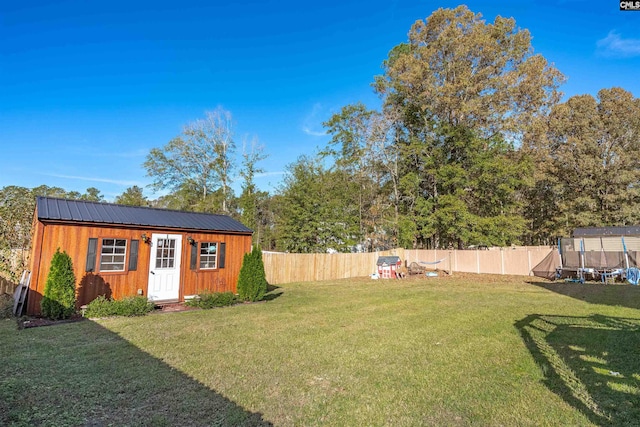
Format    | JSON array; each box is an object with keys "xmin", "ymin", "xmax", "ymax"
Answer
[
  {"xmin": 154, "ymin": 303, "xmax": 200, "ymax": 313},
  {"xmin": 18, "ymin": 315, "xmax": 85, "ymax": 329}
]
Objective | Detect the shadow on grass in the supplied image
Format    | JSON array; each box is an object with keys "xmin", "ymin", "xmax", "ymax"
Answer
[
  {"xmin": 262, "ymin": 285, "xmax": 283, "ymax": 302},
  {"xmin": 528, "ymin": 280, "xmax": 640, "ymax": 310},
  {"xmin": 0, "ymin": 319, "xmax": 272, "ymax": 427},
  {"xmin": 515, "ymin": 314, "xmax": 640, "ymax": 426}
]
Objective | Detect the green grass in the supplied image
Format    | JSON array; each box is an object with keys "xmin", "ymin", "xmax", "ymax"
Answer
[{"xmin": 2, "ymin": 274, "xmax": 640, "ymax": 426}]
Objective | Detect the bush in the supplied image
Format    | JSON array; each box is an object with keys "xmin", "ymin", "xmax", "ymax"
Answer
[
  {"xmin": 84, "ymin": 295, "xmax": 154, "ymax": 318},
  {"xmin": 185, "ymin": 291, "xmax": 237, "ymax": 309},
  {"xmin": 237, "ymin": 245, "xmax": 268, "ymax": 302},
  {"xmin": 0, "ymin": 293, "xmax": 13, "ymax": 318},
  {"xmin": 41, "ymin": 248, "xmax": 77, "ymax": 320}
]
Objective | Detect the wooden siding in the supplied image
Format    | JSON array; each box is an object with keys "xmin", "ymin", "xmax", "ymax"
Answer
[
  {"xmin": 181, "ymin": 231, "xmax": 252, "ymax": 297},
  {"xmin": 27, "ymin": 216, "xmax": 252, "ymax": 315}
]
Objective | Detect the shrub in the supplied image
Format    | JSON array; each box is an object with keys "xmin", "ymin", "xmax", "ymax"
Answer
[
  {"xmin": 185, "ymin": 291, "xmax": 237, "ymax": 309},
  {"xmin": 83, "ymin": 295, "xmax": 111, "ymax": 317},
  {"xmin": 237, "ymin": 245, "xmax": 268, "ymax": 302},
  {"xmin": 41, "ymin": 248, "xmax": 77, "ymax": 320},
  {"xmin": 0, "ymin": 293, "xmax": 13, "ymax": 318},
  {"xmin": 84, "ymin": 295, "xmax": 154, "ymax": 318}
]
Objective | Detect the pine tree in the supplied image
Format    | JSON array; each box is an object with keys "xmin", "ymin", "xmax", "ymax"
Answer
[
  {"xmin": 41, "ymin": 248, "xmax": 77, "ymax": 319},
  {"xmin": 237, "ymin": 246, "xmax": 268, "ymax": 302}
]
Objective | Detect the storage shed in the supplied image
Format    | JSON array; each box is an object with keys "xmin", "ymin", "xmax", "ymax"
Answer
[
  {"xmin": 376, "ymin": 256, "xmax": 402, "ymax": 279},
  {"xmin": 26, "ymin": 197, "xmax": 253, "ymax": 315}
]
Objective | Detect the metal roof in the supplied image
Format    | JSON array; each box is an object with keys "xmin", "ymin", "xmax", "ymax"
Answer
[
  {"xmin": 36, "ymin": 197, "xmax": 253, "ymax": 234},
  {"xmin": 572, "ymin": 226, "xmax": 640, "ymax": 237},
  {"xmin": 376, "ymin": 256, "xmax": 401, "ymax": 266}
]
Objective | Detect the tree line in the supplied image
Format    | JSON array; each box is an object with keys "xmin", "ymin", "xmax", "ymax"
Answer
[
  {"xmin": 277, "ymin": 6, "xmax": 640, "ymax": 251},
  {"xmin": 2, "ymin": 6, "xmax": 640, "ymax": 281}
]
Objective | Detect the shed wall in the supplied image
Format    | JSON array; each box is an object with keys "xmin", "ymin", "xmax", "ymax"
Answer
[{"xmin": 27, "ymin": 220, "xmax": 251, "ymax": 315}]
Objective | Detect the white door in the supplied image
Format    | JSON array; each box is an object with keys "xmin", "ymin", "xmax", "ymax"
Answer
[{"xmin": 147, "ymin": 234, "xmax": 182, "ymax": 302}]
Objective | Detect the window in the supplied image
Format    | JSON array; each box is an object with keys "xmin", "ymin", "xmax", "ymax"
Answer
[
  {"xmin": 190, "ymin": 241, "xmax": 226, "ymax": 271},
  {"xmin": 100, "ymin": 239, "xmax": 127, "ymax": 271},
  {"xmin": 199, "ymin": 242, "xmax": 218, "ymax": 269},
  {"xmin": 155, "ymin": 238, "xmax": 176, "ymax": 269}
]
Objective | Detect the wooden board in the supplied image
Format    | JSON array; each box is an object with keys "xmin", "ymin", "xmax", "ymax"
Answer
[{"xmin": 13, "ymin": 270, "xmax": 30, "ymax": 316}]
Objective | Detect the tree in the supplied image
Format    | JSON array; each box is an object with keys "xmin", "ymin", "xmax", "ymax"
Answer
[
  {"xmin": 151, "ymin": 182, "xmax": 205, "ymax": 211},
  {"xmin": 365, "ymin": 5, "xmax": 563, "ymax": 248},
  {"xmin": 0, "ymin": 186, "xmax": 34, "ymax": 281},
  {"xmin": 80, "ymin": 187, "xmax": 104, "ymax": 202},
  {"xmin": 254, "ymin": 194, "xmax": 278, "ymax": 251},
  {"xmin": 323, "ymin": 104, "xmax": 400, "ymax": 250},
  {"xmin": 429, "ymin": 125, "xmax": 530, "ymax": 247},
  {"xmin": 32, "ymin": 185, "xmax": 70, "ymax": 199},
  {"xmin": 41, "ymin": 248, "xmax": 77, "ymax": 320},
  {"xmin": 238, "ymin": 138, "xmax": 269, "ymax": 245},
  {"xmin": 374, "ymin": 5, "xmax": 564, "ymax": 140},
  {"xmin": 527, "ymin": 87, "xmax": 640, "ymax": 237},
  {"xmin": 115, "ymin": 186, "xmax": 148, "ymax": 206},
  {"xmin": 144, "ymin": 107, "xmax": 236, "ymax": 213},
  {"xmin": 275, "ymin": 157, "xmax": 326, "ymax": 252},
  {"xmin": 236, "ymin": 245, "xmax": 268, "ymax": 302},
  {"xmin": 276, "ymin": 156, "xmax": 360, "ymax": 253},
  {"xmin": 0, "ymin": 185, "xmax": 73, "ymax": 281}
]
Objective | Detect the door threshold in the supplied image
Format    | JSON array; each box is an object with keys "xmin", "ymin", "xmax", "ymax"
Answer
[{"xmin": 151, "ymin": 299, "xmax": 180, "ymax": 306}]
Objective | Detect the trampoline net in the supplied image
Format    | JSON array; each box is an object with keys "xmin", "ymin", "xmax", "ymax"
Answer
[{"xmin": 559, "ymin": 237, "xmax": 640, "ymax": 269}]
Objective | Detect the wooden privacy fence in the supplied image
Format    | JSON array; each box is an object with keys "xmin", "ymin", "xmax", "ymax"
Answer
[
  {"xmin": 262, "ymin": 250, "xmax": 401, "ymax": 284},
  {"xmin": 262, "ymin": 247, "xmax": 554, "ymax": 285},
  {"xmin": 403, "ymin": 247, "xmax": 553, "ymax": 276},
  {"xmin": 0, "ymin": 276, "xmax": 17, "ymax": 295}
]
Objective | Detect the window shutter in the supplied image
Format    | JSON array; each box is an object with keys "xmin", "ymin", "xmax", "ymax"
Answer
[
  {"xmin": 190, "ymin": 243, "xmax": 198, "ymax": 270},
  {"xmin": 219, "ymin": 243, "xmax": 226, "ymax": 269},
  {"xmin": 129, "ymin": 239, "xmax": 139, "ymax": 271},
  {"xmin": 86, "ymin": 238, "xmax": 98, "ymax": 272}
]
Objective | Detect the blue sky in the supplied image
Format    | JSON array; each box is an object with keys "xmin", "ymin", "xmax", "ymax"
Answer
[{"xmin": 2, "ymin": 0, "xmax": 639, "ymax": 201}]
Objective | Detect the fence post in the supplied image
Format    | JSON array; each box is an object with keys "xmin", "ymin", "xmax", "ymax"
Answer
[{"xmin": 455, "ymin": 250, "xmax": 458, "ymax": 273}]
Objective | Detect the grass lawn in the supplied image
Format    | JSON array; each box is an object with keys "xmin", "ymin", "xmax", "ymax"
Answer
[{"xmin": 2, "ymin": 274, "xmax": 640, "ymax": 426}]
